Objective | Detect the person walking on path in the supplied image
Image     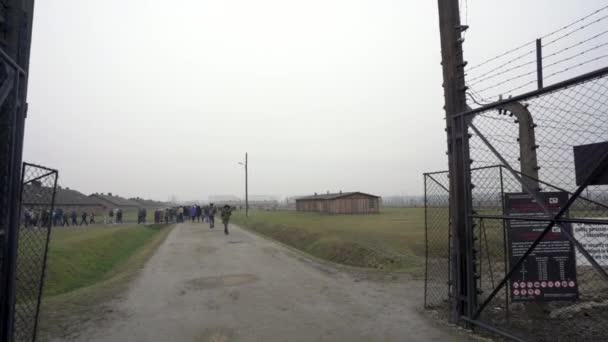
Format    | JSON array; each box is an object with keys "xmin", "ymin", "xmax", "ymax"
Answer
[
  {"xmin": 208, "ymin": 204, "xmax": 216, "ymax": 229},
  {"xmin": 196, "ymin": 205, "xmax": 202, "ymax": 222},
  {"xmin": 177, "ymin": 207, "xmax": 184, "ymax": 223},
  {"xmin": 80, "ymin": 211, "xmax": 89, "ymax": 226},
  {"xmin": 71, "ymin": 210, "xmax": 78, "ymax": 226},
  {"xmin": 203, "ymin": 205, "xmax": 209, "ymax": 223},
  {"xmin": 108, "ymin": 208, "xmax": 114, "ymax": 224},
  {"xmin": 116, "ymin": 208, "xmax": 123, "ymax": 224},
  {"xmin": 61, "ymin": 211, "xmax": 70, "ymax": 227},
  {"xmin": 190, "ymin": 205, "xmax": 197, "ymax": 223},
  {"xmin": 89, "ymin": 212, "xmax": 96, "ymax": 224},
  {"xmin": 220, "ymin": 205, "xmax": 234, "ymax": 235}
]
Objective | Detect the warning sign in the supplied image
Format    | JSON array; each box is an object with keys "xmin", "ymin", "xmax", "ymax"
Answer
[
  {"xmin": 505, "ymin": 192, "xmax": 579, "ymax": 302},
  {"xmin": 573, "ymin": 219, "xmax": 608, "ymax": 266}
]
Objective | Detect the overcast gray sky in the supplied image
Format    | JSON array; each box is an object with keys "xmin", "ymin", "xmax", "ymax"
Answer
[{"xmin": 23, "ymin": 0, "xmax": 607, "ymax": 201}]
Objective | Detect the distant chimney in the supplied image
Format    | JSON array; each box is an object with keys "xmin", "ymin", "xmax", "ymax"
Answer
[
  {"xmin": 339, "ymin": 190, "xmax": 342, "ymax": 194},
  {"xmin": 314, "ymin": 192, "xmax": 317, "ymax": 196}
]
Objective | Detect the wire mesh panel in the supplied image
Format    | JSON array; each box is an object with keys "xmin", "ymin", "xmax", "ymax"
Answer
[
  {"xmin": 424, "ymin": 171, "xmax": 451, "ymax": 311},
  {"xmin": 14, "ymin": 163, "xmax": 58, "ymax": 342},
  {"xmin": 464, "ymin": 70, "xmax": 608, "ymax": 341}
]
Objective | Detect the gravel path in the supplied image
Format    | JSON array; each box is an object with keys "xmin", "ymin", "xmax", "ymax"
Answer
[{"xmin": 72, "ymin": 222, "xmax": 471, "ymax": 342}]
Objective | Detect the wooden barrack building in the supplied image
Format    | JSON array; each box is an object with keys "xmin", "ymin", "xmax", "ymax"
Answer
[{"xmin": 295, "ymin": 192, "xmax": 381, "ymax": 215}]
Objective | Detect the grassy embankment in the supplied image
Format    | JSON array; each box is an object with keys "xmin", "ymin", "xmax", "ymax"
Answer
[
  {"xmin": 232, "ymin": 208, "xmax": 428, "ymax": 274},
  {"xmin": 32, "ymin": 224, "xmax": 173, "ymax": 339}
]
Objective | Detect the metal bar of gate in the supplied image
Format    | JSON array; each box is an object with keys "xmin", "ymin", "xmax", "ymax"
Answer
[
  {"xmin": 426, "ymin": 174, "xmax": 450, "ymax": 193},
  {"xmin": 32, "ymin": 168, "xmax": 58, "ymax": 342},
  {"xmin": 454, "ymin": 66, "xmax": 608, "ymax": 119},
  {"xmin": 471, "ymin": 215, "xmax": 608, "ymax": 225},
  {"xmin": 424, "ymin": 175, "xmax": 429, "ymax": 307},
  {"xmin": 499, "ymin": 166, "xmax": 509, "ymax": 323},
  {"xmin": 513, "ymin": 170, "xmax": 608, "ymax": 211}
]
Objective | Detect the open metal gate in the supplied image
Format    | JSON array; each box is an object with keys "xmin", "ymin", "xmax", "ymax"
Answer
[{"xmin": 14, "ymin": 163, "xmax": 57, "ymax": 342}]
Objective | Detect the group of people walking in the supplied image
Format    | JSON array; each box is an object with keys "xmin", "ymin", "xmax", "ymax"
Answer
[
  {"xmin": 23, "ymin": 208, "xmax": 96, "ymax": 228},
  {"xmin": 151, "ymin": 204, "xmax": 235, "ymax": 234},
  {"xmin": 23, "ymin": 203, "xmax": 236, "ymax": 234}
]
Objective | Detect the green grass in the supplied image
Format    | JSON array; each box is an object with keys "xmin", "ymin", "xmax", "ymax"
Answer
[
  {"xmin": 232, "ymin": 208, "xmax": 427, "ymax": 274},
  {"xmin": 34, "ymin": 224, "xmax": 173, "ymax": 340},
  {"xmin": 40, "ymin": 224, "xmax": 170, "ymax": 297}
]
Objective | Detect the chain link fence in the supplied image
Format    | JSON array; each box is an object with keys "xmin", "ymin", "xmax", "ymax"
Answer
[
  {"xmin": 467, "ymin": 69, "xmax": 608, "ymax": 341},
  {"xmin": 426, "ymin": 68, "xmax": 608, "ymax": 341},
  {"xmin": 424, "ymin": 171, "xmax": 451, "ymax": 313},
  {"xmin": 14, "ymin": 163, "xmax": 58, "ymax": 342}
]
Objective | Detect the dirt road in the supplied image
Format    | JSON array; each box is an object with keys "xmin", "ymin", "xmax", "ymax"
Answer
[{"xmin": 72, "ymin": 222, "xmax": 469, "ymax": 342}]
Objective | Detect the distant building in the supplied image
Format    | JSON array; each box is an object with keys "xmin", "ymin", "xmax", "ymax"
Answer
[
  {"xmin": 90, "ymin": 193, "xmax": 141, "ymax": 210},
  {"xmin": 295, "ymin": 192, "xmax": 381, "ymax": 215},
  {"xmin": 208, "ymin": 195, "xmax": 240, "ymax": 204},
  {"xmin": 55, "ymin": 187, "xmax": 104, "ymax": 214},
  {"xmin": 209, "ymin": 194, "xmax": 279, "ymax": 210},
  {"xmin": 23, "ymin": 183, "xmax": 103, "ymax": 214},
  {"xmin": 130, "ymin": 197, "xmax": 168, "ymax": 208}
]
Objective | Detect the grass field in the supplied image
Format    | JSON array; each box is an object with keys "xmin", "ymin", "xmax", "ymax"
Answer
[
  {"xmin": 232, "ymin": 208, "xmax": 427, "ymax": 274},
  {"xmin": 33, "ymin": 224, "xmax": 173, "ymax": 340},
  {"xmin": 43, "ymin": 224, "xmax": 171, "ymax": 296}
]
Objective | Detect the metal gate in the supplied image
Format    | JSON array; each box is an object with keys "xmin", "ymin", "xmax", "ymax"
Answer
[
  {"xmin": 425, "ymin": 67, "xmax": 608, "ymax": 341},
  {"xmin": 14, "ymin": 163, "xmax": 58, "ymax": 342}
]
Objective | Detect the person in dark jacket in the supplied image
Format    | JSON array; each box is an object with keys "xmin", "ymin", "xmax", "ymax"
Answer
[
  {"xmin": 62, "ymin": 211, "xmax": 70, "ymax": 226},
  {"xmin": 220, "ymin": 205, "xmax": 234, "ymax": 235},
  {"xmin": 71, "ymin": 210, "xmax": 78, "ymax": 225},
  {"xmin": 80, "ymin": 211, "xmax": 88, "ymax": 226},
  {"xmin": 190, "ymin": 205, "xmax": 197, "ymax": 222},
  {"xmin": 196, "ymin": 205, "xmax": 202, "ymax": 222},
  {"xmin": 208, "ymin": 204, "xmax": 216, "ymax": 228}
]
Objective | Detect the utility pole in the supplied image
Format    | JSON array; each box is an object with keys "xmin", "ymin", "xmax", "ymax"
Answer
[
  {"xmin": 437, "ymin": 0, "xmax": 476, "ymax": 324},
  {"xmin": 245, "ymin": 153, "xmax": 248, "ymax": 217},
  {"xmin": 239, "ymin": 153, "xmax": 248, "ymax": 217}
]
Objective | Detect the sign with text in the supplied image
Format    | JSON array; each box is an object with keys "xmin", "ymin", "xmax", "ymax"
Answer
[
  {"xmin": 505, "ymin": 192, "xmax": 579, "ymax": 302},
  {"xmin": 573, "ymin": 219, "xmax": 608, "ymax": 266}
]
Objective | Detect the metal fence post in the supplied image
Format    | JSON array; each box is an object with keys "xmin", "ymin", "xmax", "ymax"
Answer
[{"xmin": 536, "ymin": 38, "xmax": 543, "ymax": 89}]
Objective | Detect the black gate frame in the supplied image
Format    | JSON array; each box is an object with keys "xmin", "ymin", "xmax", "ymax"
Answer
[
  {"xmin": 0, "ymin": 1, "xmax": 36, "ymax": 341},
  {"xmin": 15, "ymin": 163, "xmax": 58, "ymax": 342}
]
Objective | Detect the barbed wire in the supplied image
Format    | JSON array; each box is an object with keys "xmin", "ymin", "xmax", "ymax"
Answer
[
  {"xmin": 471, "ymin": 53, "xmax": 608, "ymax": 100},
  {"xmin": 468, "ymin": 30, "xmax": 608, "ymax": 87},
  {"xmin": 542, "ymin": 13, "xmax": 608, "ymax": 47},
  {"xmin": 466, "ymin": 4, "xmax": 608, "ymax": 73}
]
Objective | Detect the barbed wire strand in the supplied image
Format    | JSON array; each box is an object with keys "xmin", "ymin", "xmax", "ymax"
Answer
[
  {"xmin": 467, "ymin": 4, "xmax": 608, "ymax": 72},
  {"xmin": 468, "ymin": 29, "xmax": 608, "ymax": 86}
]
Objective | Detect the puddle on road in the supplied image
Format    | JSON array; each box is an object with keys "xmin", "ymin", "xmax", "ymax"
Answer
[
  {"xmin": 194, "ymin": 327, "xmax": 236, "ymax": 342},
  {"xmin": 195, "ymin": 246, "xmax": 218, "ymax": 254},
  {"xmin": 185, "ymin": 274, "xmax": 259, "ymax": 290}
]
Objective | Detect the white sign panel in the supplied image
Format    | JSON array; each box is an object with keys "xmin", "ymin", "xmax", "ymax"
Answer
[{"xmin": 573, "ymin": 219, "xmax": 608, "ymax": 266}]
